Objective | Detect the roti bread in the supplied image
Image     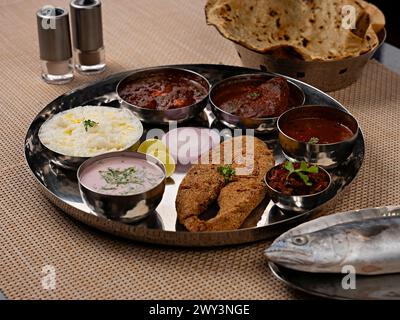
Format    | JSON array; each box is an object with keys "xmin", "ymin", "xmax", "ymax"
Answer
[{"xmin": 205, "ymin": 0, "xmax": 385, "ymax": 61}]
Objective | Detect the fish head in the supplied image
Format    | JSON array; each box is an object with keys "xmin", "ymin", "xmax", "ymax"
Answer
[
  {"xmin": 265, "ymin": 231, "xmax": 349, "ymax": 272},
  {"xmin": 265, "ymin": 234, "xmax": 314, "ymax": 267}
]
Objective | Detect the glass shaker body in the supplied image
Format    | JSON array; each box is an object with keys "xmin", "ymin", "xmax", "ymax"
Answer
[
  {"xmin": 41, "ymin": 59, "xmax": 74, "ymax": 84},
  {"xmin": 37, "ymin": 6, "xmax": 74, "ymax": 84},
  {"xmin": 70, "ymin": 0, "xmax": 106, "ymax": 74},
  {"xmin": 73, "ymin": 47, "xmax": 106, "ymax": 74}
]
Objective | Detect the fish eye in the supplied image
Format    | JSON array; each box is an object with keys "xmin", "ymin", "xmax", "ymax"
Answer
[{"xmin": 291, "ymin": 236, "xmax": 308, "ymax": 246}]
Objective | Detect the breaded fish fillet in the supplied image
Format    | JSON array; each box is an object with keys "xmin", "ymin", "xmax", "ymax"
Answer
[{"xmin": 176, "ymin": 136, "xmax": 274, "ymax": 232}]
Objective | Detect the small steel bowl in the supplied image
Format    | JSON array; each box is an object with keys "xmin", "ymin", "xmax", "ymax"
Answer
[
  {"xmin": 264, "ymin": 163, "xmax": 332, "ymax": 213},
  {"xmin": 209, "ymin": 73, "xmax": 305, "ymax": 133},
  {"xmin": 77, "ymin": 152, "xmax": 166, "ymax": 224},
  {"xmin": 116, "ymin": 67, "xmax": 211, "ymax": 124},
  {"xmin": 278, "ymin": 105, "xmax": 359, "ymax": 168},
  {"xmin": 38, "ymin": 107, "xmax": 143, "ymax": 170}
]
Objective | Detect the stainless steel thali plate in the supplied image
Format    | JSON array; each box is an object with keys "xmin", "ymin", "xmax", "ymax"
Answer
[{"xmin": 24, "ymin": 64, "xmax": 364, "ymax": 247}]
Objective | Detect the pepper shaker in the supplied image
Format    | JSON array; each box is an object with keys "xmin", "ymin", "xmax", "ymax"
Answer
[
  {"xmin": 70, "ymin": 0, "xmax": 106, "ymax": 74},
  {"xmin": 37, "ymin": 6, "xmax": 74, "ymax": 84}
]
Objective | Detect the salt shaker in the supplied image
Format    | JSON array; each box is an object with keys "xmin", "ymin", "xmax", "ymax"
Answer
[
  {"xmin": 70, "ymin": 0, "xmax": 106, "ymax": 74},
  {"xmin": 37, "ymin": 6, "xmax": 74, "ymax": 84}
]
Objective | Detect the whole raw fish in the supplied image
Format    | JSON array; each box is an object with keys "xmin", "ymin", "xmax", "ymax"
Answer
[{"xmin": 265, "ymin": 206, "xmax": 400, "ymax": 275}]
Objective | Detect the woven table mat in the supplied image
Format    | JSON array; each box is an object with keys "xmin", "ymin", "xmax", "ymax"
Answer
[{"xmin": 1, "ymin": 0, "xmax": 399, "ymax": 300}]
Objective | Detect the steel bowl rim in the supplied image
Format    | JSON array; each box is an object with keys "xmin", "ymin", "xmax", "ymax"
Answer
[
  {"xmin": 116, "ymin": 66, "xmax": 211, "ymax": 114},
  {"xmin": 77, "ymin": 151, "xmax": 167, "ymax": 198},
  {"xmin": 41, "ymin": 142, "xmax": 89, "ymax": 163},
  {"xmin": 209, "ymin": 72, "xmax": 306, "ymax": 123},
  {"xmin": 277, "ymin": 104, "xmax": 360, "ymax": 147},
  {"xmin": 264, "ymin": 163, "xmax": 332, "ymax": 200}
]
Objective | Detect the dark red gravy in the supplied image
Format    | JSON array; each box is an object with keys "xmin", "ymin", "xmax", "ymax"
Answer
[
  {"xmin": 213, "ymin": 77, "xmax": 290, "ymax": 118},
  {"xmin": 281, "ymin": 117, "xmax": 354, "ymax": 144},
  {"xmin": 119, "ymin": 72, "xmax": 208, "ymax": 110}
]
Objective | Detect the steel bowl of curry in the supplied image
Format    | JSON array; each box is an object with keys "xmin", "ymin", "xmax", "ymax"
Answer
[
  {"xmin": 117, "ymin": 67, "xmax": 211, "ymax": 124},
  {"xmin": 265, "ymin": 160, "xmax": 332, "ymax": 213},
  {"xmin": 278, "ymin": 105, "xmax": 359, "ymax": 168},
  {"xmin": 209, "ymin": 74, "xmax": 305, "ymax": 133}
]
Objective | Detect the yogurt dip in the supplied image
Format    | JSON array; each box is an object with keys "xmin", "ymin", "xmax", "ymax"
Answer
[{"xmin": 79, "ymin": 156, "xmax": 165, "ymax": 196}]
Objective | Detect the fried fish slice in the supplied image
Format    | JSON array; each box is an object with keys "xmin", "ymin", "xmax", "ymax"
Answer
[
  {"xmin": 205, "ymin": 179, "xmax": 267, "ymax": 231},
  {"xmin": 176, "ymin": 164, "xmax": 225, "ymax": 231},
  {"xmin": 176, "ymin": 136, "xmax": 274, "ymax": 232}
]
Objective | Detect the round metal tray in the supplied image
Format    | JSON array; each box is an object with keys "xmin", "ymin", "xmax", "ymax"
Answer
[
  {"xmin": 269, "ymin": 262, "xmax": 400, "ymax": 300},
  {"xmin": 24, "ymin": 64, "xmax": 364, "ymax": 247}
]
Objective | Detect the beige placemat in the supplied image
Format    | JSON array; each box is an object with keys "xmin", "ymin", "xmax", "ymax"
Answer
[{"xmin": 1, "ymin": 0, "xmax": 399, "ymax": 300}]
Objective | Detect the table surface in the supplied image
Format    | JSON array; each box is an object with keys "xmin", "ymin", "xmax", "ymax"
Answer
[{"xmin": 1, "ymin": 0, "xmax": 400, "ymax": 300}]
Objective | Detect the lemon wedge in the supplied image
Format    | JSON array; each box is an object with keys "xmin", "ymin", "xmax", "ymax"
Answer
[{"xmin": 137, "ymin": 139, "xmax": 176, "ymax": 178}]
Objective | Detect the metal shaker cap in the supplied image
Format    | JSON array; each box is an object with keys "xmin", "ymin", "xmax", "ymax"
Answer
[
  {"xmin": 70, "ymin": 0, "xmax": 104, "ymax": 51},
  {"xmin": 37, "ymin": 7, "xmax": 72, "ymax": 61}
]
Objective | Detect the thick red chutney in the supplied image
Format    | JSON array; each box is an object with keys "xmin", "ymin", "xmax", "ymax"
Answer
[
  {"xmin": 280, "ymin": 117, "xmax": 354, "ymax": 144},
  {"xmin": 266, "ymin": 163, "xmax": 330, "ymax": 196},
  {"xmin": 119, "ymin": 73, "xmax": 208, "ymax": 110}
]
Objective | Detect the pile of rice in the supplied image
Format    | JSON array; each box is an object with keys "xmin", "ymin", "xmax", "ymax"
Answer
[{"xmin": 39, "ymin": 106, "xmax": 143, "ymax": 157}]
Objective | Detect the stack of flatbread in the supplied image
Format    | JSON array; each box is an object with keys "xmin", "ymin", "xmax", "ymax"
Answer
[{"xmin": 205, "ymin": 0, "xmax": 385, "ymax": 61}]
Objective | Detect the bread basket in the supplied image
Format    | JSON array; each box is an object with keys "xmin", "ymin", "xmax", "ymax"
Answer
[{"xmin": 235, "ymin": 29, "xmax": 386, "ymax": 92}]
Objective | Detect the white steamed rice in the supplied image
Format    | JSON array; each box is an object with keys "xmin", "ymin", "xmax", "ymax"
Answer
[{"xmin": 39, "ymin": 106, "xmax": 143, "ymax": 157}]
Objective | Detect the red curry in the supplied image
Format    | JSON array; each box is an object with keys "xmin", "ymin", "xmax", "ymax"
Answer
[
  {"xmin": 280, "ymin": 117, "xmax": 354, "ymax": 144},
  {"xmin": 119, "ymin": 72, "xmax": 208, "ymax": 110},
  {"xmin": 266, "ymin": 163, "xmax": 330, "ymax": 196}
]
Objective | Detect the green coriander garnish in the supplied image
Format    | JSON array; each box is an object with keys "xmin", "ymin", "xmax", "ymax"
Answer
[
  {"xmin": 247, "ymin": 92, "xmax": 260, "ymax": 100},
  {"xmin": 83, "ymin": 119, "xmax": 99, "ymax": 132},
  {"xmin": 284, "ymin": 161, "xmax": 318, "ymax": 186},
  {"xmin": 308, "ymin": 137, "xmax": 320, "ymax": 144},
  {"xmin": 217, "ymin": 165, "xmax": 236, "ymax": 184},
  {"xmin": 100, "ymin": 167, "xmax": 143, "ymax": 186}
]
